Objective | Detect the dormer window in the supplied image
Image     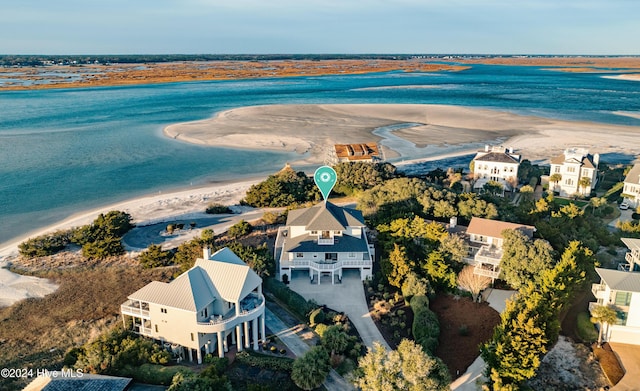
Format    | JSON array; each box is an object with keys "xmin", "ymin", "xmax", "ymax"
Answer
[{"xmin": 311, "ymin": 230, "xmax": 318, "ymax": 235}]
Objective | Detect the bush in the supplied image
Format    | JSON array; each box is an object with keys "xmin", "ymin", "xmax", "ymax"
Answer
[
  {"xmin": 410, "ymin": 295, "xmax": 440, "ymax": 355},
  {"xmin": 264, "ymin": 278, "xmax": 318, "ymax": 319},
  {"xmin": 235, "ymin": 350, "xmax": 294, "ymax": 373},
  {"xmin": 138, "ymin": 244, "xmax": 174, "ymax": 268},
  {"xmin": 315, "ymin": 323, "xmax": 329, "ymax": 338},
  {"xmin": 124, "ymin": 363, "xmax": 189, "ymax": 385},
  {"xmin": 576, "ymin": 312, "xmax": 598, "ymax": 343},
  {"xmin": 227, "ymin": 220, "xmax": 252, "ymax": 239},
  {"xmin": 18, "ymin": 230, "xmax": 71, "ymax": 258},
  {"xmin": 458, "ymin": 324, "xmax": 469, "ymax": 336},
  {"xmin": 206, "ymin": 203, "xmax": 233, "ymax": 214},
  {"xmin": 243, "ymin": 166, "xmax": 320, "ymax": 207},
  {"xmin": 309, "ymin": 307, "xmax": 326, "ymax": 326}
]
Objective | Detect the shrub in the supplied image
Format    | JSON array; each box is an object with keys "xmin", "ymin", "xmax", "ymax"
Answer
[
  {"xmin": 264, "ymin": 278, "xmax": 318, "ymax": 319},
  {"xmin": 410, "ymin": 295, "xmax": 440, "ymax": 354},
  {"xmin": 315, "ymin": 323, "xmax": 329, "ymax": 338},
  {"xmin": 235, "ymin": 350, "xmax": 294, "ymax": 373},
  {"xmin": 458, "ymin": 324, "xmax": 469, "ymax": 336},
  {"xmin": 138, "ymin": 244, "xmax": 174, "ymax": 268},
  {"xmin": 227, "ymin": 219, "xmax": 252, "ymax": 238},
  {"xmin": 206, "ymin": 203, "xmax": 232, "ymax": 214},
  {"xmin": 309, "ymin": 307, "xmax": 326, "ymax": 326},
  {"xmin": 576, "ymin": 312, "xmax": 598, "ymax": 343},
  {"xmin": 18, "ymin": 230, "xmax": 71, "ymax": 258}
]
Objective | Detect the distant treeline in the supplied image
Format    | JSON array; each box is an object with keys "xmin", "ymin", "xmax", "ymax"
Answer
[{"xmin": 0, "ymin": 54, "xmax": 420, "ymax": 67}]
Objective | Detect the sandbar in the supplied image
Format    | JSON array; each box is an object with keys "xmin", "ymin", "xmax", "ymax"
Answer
[{"xmin": 164, "ymin": 104, "xmax": 640, "ymax": 164}]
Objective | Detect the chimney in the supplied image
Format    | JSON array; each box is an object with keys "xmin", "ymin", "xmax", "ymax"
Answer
[
  {"xmin": 593, "ymin": 153, "xmax": 600, "ymax": 167},
  {"xmin": 449, "ymin": 216, "xmax": 457, "ymax": 229},
  {"xmin": 508, "ymin": 147, "xmax": 514, "ymax": 154},
  {"xmin": 484, "ymin": 145, "xmax": 489, "ymax": 152},
  {"xmin": 203, "ymin": 246, "xmax": 212, "ymax": 260}
]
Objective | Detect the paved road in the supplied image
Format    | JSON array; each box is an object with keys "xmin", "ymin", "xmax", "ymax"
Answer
[
  {"xmin": 265, "ymin": 308, "xmax": 354, "ymax": 391},
  {"xmin": 122, "ymin": 208, "xmax": 265, "ymax": 250},
  {"xmin": 289, "ymin": 269, "xmax": 391, "ymax": 351}
]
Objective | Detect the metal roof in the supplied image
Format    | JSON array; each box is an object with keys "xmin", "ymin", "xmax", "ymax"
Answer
[
  {"xmin": 24, "ymin": 373, "xmax": 131, "ymax": 391},
  {"xmin": 286, "ymin": 201, "xmax": 365, "ymax": 231},
  {"xmin": 473, "ymin": 151, "xmax": 520, "ymax": 164},
  {"xmin": 596, "ymin": 267, "xmax": 640, "ymax": 293},
  {"xmin": 467, "ymin": 217, "xmax": 535, "ymax": 239},
  {"xmin": 127, "ymin": 247, "xmax": 261, "ymax": 312},
  {"xmin": 624, "ymin": 163, "xmax": 640, "ymax": 185},
  {"xmin": 621, "ymin": 238, "xmax": 640, "ymax": 252}
]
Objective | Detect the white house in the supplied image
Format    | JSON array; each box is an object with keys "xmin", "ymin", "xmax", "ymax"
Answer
[
  {"xmin": 465, "ymin": 217, "xmax": 535, "ymax": 280},
  {"xmin": 472, "ymin": 145, "xmax": 521, "ymax": 192},
  {"xmin": 549, "ymin": 148, "xmax": 599, "ymax": 197},
  {"xmin": 275, "ymin": 201, "xmax": 374, "ymax": 284},
  {"xmin": 622, "ymin": 163, "xmax": 640, "ymax": 208},
  {"xmin": 120, "ymin": 247, "xmax": 266, "ymax": 364}
]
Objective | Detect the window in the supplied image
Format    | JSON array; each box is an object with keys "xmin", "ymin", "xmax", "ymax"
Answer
[
  {"xmin": 161, "ymin": 308, "xmax": 167, "ymax": 314},
  {"xmin": 321, "ymin": 231, "xmax": 331, "ymax": 239},
  {"xmin": 615, "ymin": 310, "xmax": 628, "ymax": 326},
  {"xmin": 567, "ymin": 166, "xmax": 576, "ymax": 173},
  {"xmin": 310, "ymin": 230, "xmax": 318, "ymax": 235},
  {"xmin": 614, "ymin": 291, "xmax": 632, "ymax": 306},
  {"xmin": 565, "ymin": 179, "xmax": 573, "ymax": 186},
  {"xmin": 348, "ymin": 252, "xmax": 356, "ymax": 258},
  {"xmin": 582, "ymin": 169, "xmax": 589, "ymax": 177},
  {"xmin": 296, "ymin": 252, "xmax": 304, "ymax": 258},
  {"xmin": 554, "ymin": 166, "xmax": 560, "ymax": 173},
  {"xmin": 155, "ymin": 325, "xmax": 158, "ymax": 332},
  {"xmin": 333, "ymin": 230, "xmax": 341, "ymax": 235}
]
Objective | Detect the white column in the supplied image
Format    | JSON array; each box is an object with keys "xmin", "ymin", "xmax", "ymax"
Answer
[
  {"xmin": 244, "ymin": 321, "xmax": 250, "ymax": 348},
  {"xmin": 236, "ymin": 325, "xmax": 243, "ymax": 352},
  {"xmin": 260, "ymin": 315, "xmax": 266, "ymax": 343},
  {"xmin": 318, "ymin": 270, "xmax": 321, "ymax": 285},
  {"xmin": 231, "ymin": 329, "xmax": 236, "ymax": 344},
  {"xmin": 235, "ymin": 302, "xmax": 241, "ymax": 316},
  {"xmin": 252, "ymin": 318, "xmax": 259, "ymax": 350},
  {"xmin": 309, "ymin": 268, "xmax": 313, "ymax": 282},
  {"xmin": 223, "ymin": 330, "xmax": 228, "ymax": 353},
  {"xmin": 188, "ymin": 348, "xmax": 193, "ymax": 362},
  {"xmin": 332, "ymin": 270, "xmax": 335, "ymax": 285},
  {"xmin": 217, "ymin": 332, "xmax": 224, "ymax": 358},
  {"xmin": 197, "ymin": 347, "xmax": 202, "ymax": 364}
]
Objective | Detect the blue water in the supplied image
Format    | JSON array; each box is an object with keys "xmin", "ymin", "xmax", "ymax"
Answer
[{"xmin": 1, "ymin": 64, "xmax": 639, "ymax": 245}]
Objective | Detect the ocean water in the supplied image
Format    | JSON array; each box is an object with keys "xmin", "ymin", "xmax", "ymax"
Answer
[{"xmin": 1, "ymin": 64, "xmax": 639, "ymax": 245}]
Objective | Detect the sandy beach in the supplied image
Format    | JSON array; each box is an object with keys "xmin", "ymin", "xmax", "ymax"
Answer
[
  {"xmin": 165, "ymin": 104, "xmax": 640, "ymax": 164},
  {"xmin": 3, "ymin": 103, "xmax": 640, "ymax": 308}
]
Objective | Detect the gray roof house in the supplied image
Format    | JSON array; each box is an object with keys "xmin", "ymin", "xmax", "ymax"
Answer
[
  {"xmin": 472, "ymin": 145, "xmax": 521, "ymax": 192},
  {"xmin": 623, "ymin": 163, "xmax": 640, "ymax": 207},
  {"xmin": 121, "ymin": 247, "xmax": 265, "ymax": 363},
  {"xmin": 275, "ymin": 201, "xmax": 374, "ymax": 284},
  {"xmin": 590, "ymin": 238, "xmax": 640, "ymax": 345}
]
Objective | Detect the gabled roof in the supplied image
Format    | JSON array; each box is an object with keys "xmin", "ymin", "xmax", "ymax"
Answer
[
  {"xmin": 286, "ymin": 201, "xmax": 365, "ymax": 231},
  {"xmin": 621, "ymin": 237, "xmax": 640, "ymax": 252},
  {"xmin": 624, "ymin": 163, "xmax": 640, "ymax": 185},
  {"xmin": 128, "ymin": 247, "xmax": 261, "ymax": 312},
  {"xmin": 550, "ymin": 149, "xmax": 597, "ymax": 168},
  {"xmin": 473, "ymin": 151, "xmax": 520, "ymax": 164},
  {"xmin": 596, "ymin": 268, "xmax": 640, "ymax": 293},
  {"xmin": 467, "ymin": 217, "xmax": 535, "ymax": 239}
]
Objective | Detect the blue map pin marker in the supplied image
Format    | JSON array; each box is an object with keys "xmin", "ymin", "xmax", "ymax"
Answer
[{"xmin": 314, "ymin": 166, "xmax": 337, "ymax": 201}]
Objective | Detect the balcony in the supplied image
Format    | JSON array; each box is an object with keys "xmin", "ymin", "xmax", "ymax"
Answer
[
  {"xmin": 474, "ymin": 266, "xmax": 500, "ymax": 279},
  {"xmin": 121, "ymin": 300, "xmax": 150, "ymax": 318},
  {"xmin": 475, "ymin": 245, "xmax": 502, "ymax": 266},
  {"xmin": 317, "ymin": 238, "xmax": 334, "ymax": 245},
  {"xmin": 196, "ymin": 293, "xmax": 265, "ymax": 333},
  {"xmin": 591, "ymin": 283, "xmax": 607, "ymax": 300},
  {"xmin": 282, "ymin": 258, "xmax": 372, "ymax": 272}
]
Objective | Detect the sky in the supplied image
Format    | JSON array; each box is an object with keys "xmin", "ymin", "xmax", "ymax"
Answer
[{"xmin": 1, "ymin": 0, "xmax": 639, "ymax": 55}]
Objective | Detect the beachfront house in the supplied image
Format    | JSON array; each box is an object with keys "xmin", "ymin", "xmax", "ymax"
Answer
[
  {"xmin": 465, "ymin": 217, "xmax": 536, "ymax": 281},
  {"xmin": 622, "ymin": 163, "xmax": 640, "ymax": 208},
  {"xmin": 471, "ymin": 145, "xmax": 521, "ymax": 193},
  {"xmin": 333, "ymin": 143, "xmax": 381, "ymax": 163},
  {"xmin": 549, "ymin": 147, "xmax": 599, "ymax": 197},
  {"xmin": 275, "ymin": 201, "xmax": 374, "ymax": 284},
  {"xmin": 120, "ymin": 247, "xmax": 265, "ymax": 364},
  {"xmin": 590, "ymin": 239, "xmax": 640, "ymax": 345}
]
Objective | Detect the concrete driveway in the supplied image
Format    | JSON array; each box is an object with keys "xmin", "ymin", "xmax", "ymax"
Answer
[
  {"xmin": 289, "ymin": 269, "xmax": 391, "ymax": 351},
  {"xmin": 609, "ymin": 342, "xmax": 640, "ymax": 390}
]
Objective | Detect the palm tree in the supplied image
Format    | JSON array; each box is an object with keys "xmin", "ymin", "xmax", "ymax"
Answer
[
  {"xmin": 590, "ymin": 196, "xmax": 607, "ymax": 215},
  {"xmin": 549, "ymin": 173, "xmax": 562, "ymax": 192},
  {"xmin": 291, "ymin": 346, "xmax": 330, "ymax": 390},
  {"xmin": 591, "ymin": 305, "xmax": 618, "ymax": 347},
  {"xmin": 579, "ymin": 176, "xmax": 592, "ymax": 195}
]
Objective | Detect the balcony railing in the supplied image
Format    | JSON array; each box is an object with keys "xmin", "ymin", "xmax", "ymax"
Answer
[
  {"xmin": 121, "ymin": 300, "xmax": 150, "ymax": 318},
  {"xmin": 281, "ymin": 258, "xmax": 372, "ymax": 272},
  {"xmin": 196, "ymin": 293, "xmax": 265, "ymax": 333},
  {"xmin": 591, "ymin": 283, "xmax": 607, "ymax": 300},
  {"xmin": 317, "ymin": 238, "xmax": 334, "ymax": 245},
  {"xmin": 473, "ymin": 266, "xmax": 500, "ymax": 279}
]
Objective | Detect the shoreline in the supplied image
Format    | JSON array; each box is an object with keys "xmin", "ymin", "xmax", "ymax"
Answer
[{"xmin": 3, "ymin": 102, "xmax": 640, "ymax": 308}]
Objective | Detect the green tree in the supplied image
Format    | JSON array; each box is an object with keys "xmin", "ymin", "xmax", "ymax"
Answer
[
  {"xmin": 590, "ymin": 196, "xmax": 607, "ymax": 215},
  {"xmin": 422, "ymin": 251, "xmax": 457, "ymax": 290},
  {"xmin": 322, "ymin": 325, "xmax": 350, "ymax": 356},
  {"xmin": 291, "ymin": 346, "xmax": 330, "ymax": 390},
  {"xmin": 549, "ymin": 173, "xmax": 562, "ymax": 192},
  {"xmin": 243, "ymin": 165, "xmax": 319, "ymax": 207},
  {"xmin": 173, "ymin": 229, "xmax": 216, "ymax": 272},
  {"xmin": 353, "ymin": 340, "xmax": 450, "ymax": 391},
  {"xmin": 138, "ymin": 244, "xmax": 174, "ymax": 268},
  {"xmin": 590, "ymin": 305, "xmax": 618, "ymax": 348},
  {"xmin": 401, "ymin": 272, "xmax": 430, "ymax": 301},
  {"xmin": 438, "ymin": 233, "xmax": 468, "ymax": 263},
  {"xmin": 500, "ymin": 229, "xmax": 555, "ymax": 289},
  {"xmin": 384, "ymin": 244, "xmax": 412, "ymax": 288},
  {"xmin": 578, "ymin": 176, "xmax": 592, "ymax": 194},
  {"xmin": 333, "ymin": 161, "xmax": 396, "ymax": 195},
  {"xmin": 457, "ymin": 193, "xmax": 498, "ymax": 220}
]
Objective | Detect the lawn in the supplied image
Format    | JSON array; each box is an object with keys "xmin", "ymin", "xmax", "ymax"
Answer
[{"xmin": 429, "ymin": 294, "xmax": 500, "ymax": 379}]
